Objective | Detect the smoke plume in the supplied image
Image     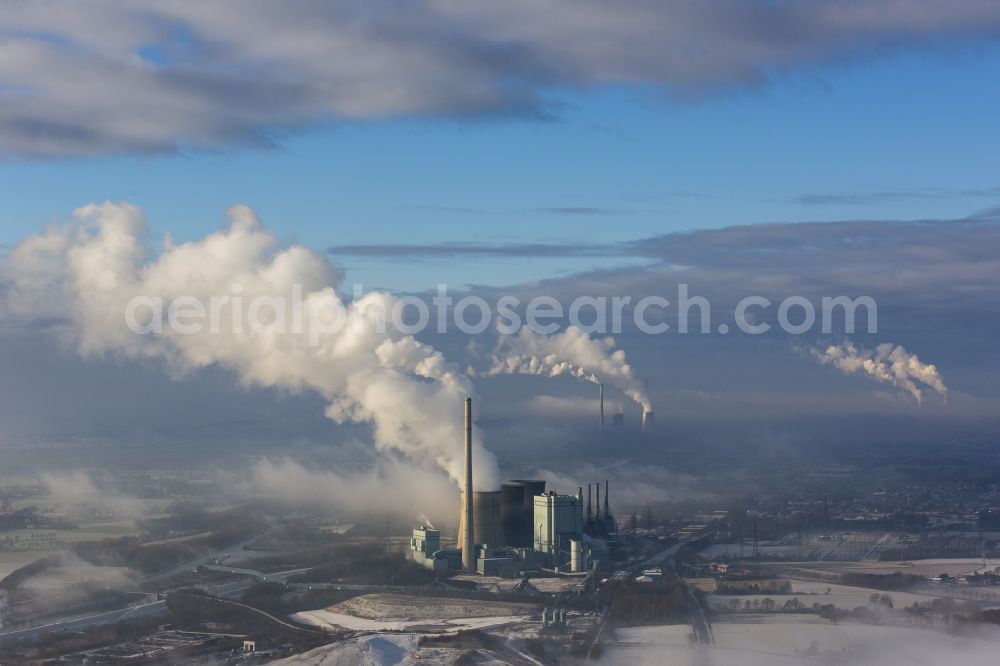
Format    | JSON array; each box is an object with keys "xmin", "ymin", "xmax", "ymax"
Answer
[
  {"xmin": 812, "ymin": 341, "xmax": 948, "ymax": 404},
  {"xmin": 248, "ymin": 457, "xmax": 458, "ymax": 525},
  {"xmin": 0, "ymin": 202, "xmax": 500, "ymax": 489},
  {"xmin": 484, "ymin": 326, "xmax": 652, "ymax": 411}
]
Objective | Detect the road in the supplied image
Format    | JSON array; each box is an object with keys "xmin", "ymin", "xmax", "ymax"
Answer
[
  {"xmin": 664, "ymin": 557, "xmax": 713, "ymax": 645},
  {"xmin": 635, "ymin": 536, "xmax": 715, "ymax": 646}
]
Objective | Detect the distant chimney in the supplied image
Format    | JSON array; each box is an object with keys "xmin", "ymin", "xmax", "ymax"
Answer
[
  {"xmin": 599, "ymin": 383, "xmax": 605, "ymax": 429},
  {"xmin": 586, "ymin": 484, "xmax": 593, "ymax": 523},
  {"xmin": 603, "ymin": 479, "xmax": 610, "ymax": 519},
  {"xmin": 642, "ymin": 410, "xmax": 654, "ymax": 432},
  {"xmin": 595, "ymin": 481, "xmax": 601, "ymax": 521}
]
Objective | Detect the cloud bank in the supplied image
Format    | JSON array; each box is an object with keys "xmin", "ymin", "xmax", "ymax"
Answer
[{"xmin": 5, "ymin": 1, "xmax": 1000, "ymax": 156}]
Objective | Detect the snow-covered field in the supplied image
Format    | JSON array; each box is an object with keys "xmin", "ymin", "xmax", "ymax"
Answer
[
  {"xmin": 794, "ymin": 558, "xmax": 1000, "ymax": 578},
  {"xmin": 292, "ymin": 609, "xmax": 533, "ymax": 632},
  {"xmin": 698, "ymin": 543, "xmax": 798, "ymax": 559},
  {"xmin": 601, "ymin": 616, "xmax": 1000, "ymax": 665},
  {"xmin": 291, "ymin": 592, "xmax": 538, "ymax": 633},
  {"xmin": 708, "ymin": 579, "xmax": 950, "ymax": 612},
  {"xmin": 324, "ymin": 592, "xmax": 536, "ymax": 620},
  {"xmin": 449, "ymin": 573, "xmax": 586, "ymax": 594},
  {"xmin": 272, "ymin": 634, "xmax": 425, "ymax": 666},
  {"xmin": 273, "ymin": 631, "xmax": 538, "ymax": 666}
]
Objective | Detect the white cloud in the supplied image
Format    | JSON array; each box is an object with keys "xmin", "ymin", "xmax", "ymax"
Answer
[
  {"xmin": 1, "ymin": 201, "xmax": 501, "ymax": 489},
  {"xmin": 4, "ymin": 1, "xmax": 1000, "ymax": 156}
]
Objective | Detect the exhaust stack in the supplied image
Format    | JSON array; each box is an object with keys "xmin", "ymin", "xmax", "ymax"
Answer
[
  {"xmin": 461, "ymin": 397, "xmax": 475, "ymax": 572},
  {"xmin": 599, "ymin": 383, "xmax": 605, "ymax": 429},
  {"xmin": 586, "ymin": 484, "xmax": 593, "ymax": 523},
  {"xmin": 642, "ymin": 410, "xmax": 654, "ymax": 432}
]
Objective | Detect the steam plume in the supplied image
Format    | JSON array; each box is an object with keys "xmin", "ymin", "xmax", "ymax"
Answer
[
  {"xmin": 484, "ymin": 326, "xmax": 652, "ymax": 411},
  {"xmin": 248, "ymin": 458, "xmax": 457, "ymax": 523},
  {"xmin": 0, "ymin": 202, "xmax": 500, "ymax": 489},
  {"xmin": 812, "ymin": 341, "xmax": 948, "ymax": 404}
]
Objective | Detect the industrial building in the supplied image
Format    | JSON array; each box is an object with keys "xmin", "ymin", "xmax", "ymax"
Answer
[
  {"xmin": 533, "ymin": 491, "xmax": 583, "ymax": 562},
  {"xmin": 408, "ymin": 397, "xmax": 621, "ymax": 577},
  {"xmin": 410, "ymin": 526, "xmax": 460, "ymax": 572}
]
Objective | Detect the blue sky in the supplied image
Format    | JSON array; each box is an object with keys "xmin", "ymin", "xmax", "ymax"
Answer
[
  {"xmin": 2, "ymin": 1, "xmax": 1000, "ymax": 448},
  {"xmin": 3, "ymin": 41, "xmax": 999, "ymax": 290}
]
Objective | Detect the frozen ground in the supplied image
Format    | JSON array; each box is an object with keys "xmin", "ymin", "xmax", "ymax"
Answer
[
  {"xmin": 291, "ymin": 592, "xmax": 538, "ymax": 633},
  {"xmin": 324, "ymin": 592, "xmax": 537, "ymax": 620},
  {"xmin": 272, "ymin": 634, "xmax": 430, "ymax": 665},
  {"xmin": 449, "ymin": 573, "xmax": 586, "ymax": 594},
  {"xmin": 708, "ymin": 579, "xmax": 954, "ymax": 612},
  {"xmin": 699, "ymin": 543, "xmax": 798, "ymax": 559},
  {"xmin": 292, "ymin": 609, "xmax": 534, "ymax": 633},
  {"xmin": 602, "ymin": 616, "xmax": 1000, "ymax": 665},
  {"xmin": 792, "ymin": 558, "xmax": 1000, "ymax": 578}
]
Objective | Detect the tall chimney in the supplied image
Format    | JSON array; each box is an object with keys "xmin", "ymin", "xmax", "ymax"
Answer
[
  {"xmin": 642, "ymin": 410, "xmax": 654, "ymax": 432},
  {"xmin": 599, "ymin": 383, "xmax": 605, "ymax": 429},
  {"xmin": 595, "ymin": 481, "xmax": 601, "ymax": 521},
  {"xmin": 604, "ymin": 479, "xmax": 610, "ymax": 518},
  {"xmin": 462, "ymin": 397, "xmax": 475, "ymax": 572},
  {"xmin": 586, "ymin": 484, "xmax": 593, "ymax": 523}
]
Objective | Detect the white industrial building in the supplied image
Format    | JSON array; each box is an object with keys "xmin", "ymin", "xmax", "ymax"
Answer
[{"xmin": 533, "ymin": 491, "xmax": 585, "ymax": 571}]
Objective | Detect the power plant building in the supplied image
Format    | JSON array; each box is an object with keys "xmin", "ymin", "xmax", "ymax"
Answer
[
  {"xmin": 411, "ymin": 525, "xmax": 440, "ymax": 554},
  {"xmin": 409, "ymin": 526, "xmax": 459, "ymax": 572},
  {"xmin": 410, "ymin": 397, "xmax": 621, "ymax": 576}
]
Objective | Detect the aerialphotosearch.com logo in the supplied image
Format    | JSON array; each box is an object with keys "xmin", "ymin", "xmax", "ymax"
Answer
[{"xmin": 123, "ymin": 283, "xmax": 877, "ymax": 343}]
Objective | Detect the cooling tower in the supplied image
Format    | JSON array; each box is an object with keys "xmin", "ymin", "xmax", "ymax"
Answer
[
  {"xmin": 459, "ymin": 490, "xmax": 504, "ymax": 548},
  {"xmin": 500, "ymin": 479, "xmax": 545, "ymax": 547},
  {"xmin": 512, "ymin": 480, "xmax": 546, "ymax": 510},
  {"xmin": 500, "ymin": 482, "xmax": 528, "ymax": 547},
  {"xmin": 642, "ymin": 410, "xmax": 655, "ymax": 432}
]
